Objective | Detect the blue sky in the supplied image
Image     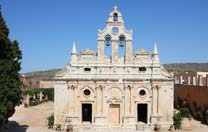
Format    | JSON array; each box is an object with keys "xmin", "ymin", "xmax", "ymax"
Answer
[{"xmin": 1, "ymin": 0, "xmax": 208, "ymax": 73}]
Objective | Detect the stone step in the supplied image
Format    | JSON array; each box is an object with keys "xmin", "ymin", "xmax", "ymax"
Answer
[{"xmin": 72, "ymin": 127, "xmax": 152, "ymax": 132}]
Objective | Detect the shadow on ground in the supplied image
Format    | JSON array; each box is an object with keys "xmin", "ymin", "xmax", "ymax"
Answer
[{"xmin": 1, "ymin": 121, "xmax": 28, "ymax": 132}]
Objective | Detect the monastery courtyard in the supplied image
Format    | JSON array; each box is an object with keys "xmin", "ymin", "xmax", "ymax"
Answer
[{"xmin": 5, "ymin": 102, "xmax": 208, "ymax": 132}]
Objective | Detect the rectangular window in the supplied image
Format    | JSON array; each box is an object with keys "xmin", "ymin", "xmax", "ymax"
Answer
[
  {"xmin": 84, "ymin": 68, "xmax": 91, "ymax": 72},
  {"xmin": 139, "ymin": 67, "xmax": 146, "ymax": 72}
]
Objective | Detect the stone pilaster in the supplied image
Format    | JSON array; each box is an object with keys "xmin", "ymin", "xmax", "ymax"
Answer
[
  {"xmin": 123, "ymin": 85, "xmax": 136, "ymax": 128},
  {"xmin": 96, "ymin": 85, "xmax": 103, "ymax": 113},
  {"xmin": 112, "ymin": 40, "xmax": 119, "ymax": 64},
  {"xmin": 97, "ymin": 40, "xmax": 105, "ymax": 63},
  {"xmin": 67, "ymin": 84, "xmax": 74, "ymax": 114},
  {"xmin": 95, "ymin": 85, "xmax": 107, "ymax": 126},
  {"xmin": 151, "ymin": 85, "xmax": 161, "ymax": 124},
  {"xmin": 65, "ymin": 84, "xmax": 79, "ymax": 125},
  {"xmin": 125, "ymin": 40, "xmax": 133, "ymax": 64},
  {"xmin": 124, "ymin": 86, "xmax": 130, "ymax": 115}
]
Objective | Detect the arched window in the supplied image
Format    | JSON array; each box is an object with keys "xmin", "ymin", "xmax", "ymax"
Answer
[
  {"xmin": 119, "ymin": 35, "xmax": 126, "ymax": 47},
  {"xmin": 119, "ymin": 35, "xmax": 126, "ymax": 59},
  {"xmin": 105, "ymin": 34, "xmax": 111, "ymax": 46},
  {"xmin": 113, "ymin": 13, "xmax": 118, "ymax": 22},
  {"xmin": 104, "ymin": 35, "xmax": 112, "ymax": 58}
]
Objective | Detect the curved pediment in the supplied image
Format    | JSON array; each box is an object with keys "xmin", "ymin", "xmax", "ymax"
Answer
[
  {"xmin": 135, "ymin": 48, "xmax": 149, "ymax": 55},
  {"xmin": 80, "ymin": 49, "xmax": 96, "ymax": 55}
]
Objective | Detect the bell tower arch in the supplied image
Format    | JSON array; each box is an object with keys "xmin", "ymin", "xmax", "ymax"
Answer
[{"xmin": 97, "ymin": 6, "xmax": 133, "ymax": 64}]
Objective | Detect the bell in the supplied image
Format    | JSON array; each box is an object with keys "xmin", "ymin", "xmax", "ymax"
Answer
[
  {"xmin": 119, "ymin": 43, "xmax": 124, "ymax": 47},
  {"xmin": 106, "ymin": 42, "xmax": 111, "ymax": 46}
]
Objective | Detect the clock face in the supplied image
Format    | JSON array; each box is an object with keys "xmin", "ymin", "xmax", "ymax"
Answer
[{"xmin": 112, "ymin": 27, "xmax": 119, "ymax": 34}]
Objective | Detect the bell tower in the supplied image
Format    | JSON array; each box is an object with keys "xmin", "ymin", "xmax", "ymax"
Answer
[{"xmin": 97, "ymin": 6, "xmax": 133, "ymax": 64}]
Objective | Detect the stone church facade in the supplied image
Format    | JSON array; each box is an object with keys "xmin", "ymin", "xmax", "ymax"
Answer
[{"xmin": 53, "ymin": 7, "xmax": 174, "ymax": 130}]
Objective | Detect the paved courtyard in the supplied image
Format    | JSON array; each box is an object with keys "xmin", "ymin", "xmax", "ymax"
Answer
[{"xmin": 3, "ymin": 102, "xmax": 208, "ymax": 132}]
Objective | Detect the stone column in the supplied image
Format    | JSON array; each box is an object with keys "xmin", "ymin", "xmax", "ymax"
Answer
[
  {"xmin": 151, "ymin": 85, "xmax": 161, "ymax": 124},
  {"xmin": 74, "ymin": 85, "xmax": 78, "ymax": 114},
  {"xmin": 180, "ymin": 76, "xmax": 183, "ymax": 84},
  {"xmin": 39, "ymin": 91, "xmax": 43, "ymax": 102},
  {"xmin": 66, "ymin": 84, "xmax": 80, "ymax": 125},
  {"xmin": 188, "ymin": 76, "xmax": 191, "ymax": 85},
  {"xmin": 72, "ymin": 85, "xmax": 79, "ymax": 125},
  {"xmin": 97, "ymin": 40, "xmax": 105, "ymax": 63},
  {"xmin": 124, "ymin": 85, "xmax": 135, "ymax": 128},
  {"xmin": 96, "ymin": 85, "xmax": 103, "ymax": 113},
  {"xmin": 72, "ymin": 85, "xmax": 76, "ymax": 114},
  {"xmin": 199, "ymin": 76, "xmax": 203, "ymax": 86},
  {"xmin": 67, "ymin": 84, "xmax": 74, "ymax": 114},
  {"xmin": 152, "ymin": 86, "xmax": 158, "ymax": 115},
  {"xmin": 95, "ymin": 85, "xmax": 106, "ymax": 126},
  {"xmin": 125, "ymin": 40, "xmax": 133, "ymax": 64},
  {"xmin": 124, "ymin": 86, "xmax": 130, "ymax": 116},
  {"xmin": 112, "ymin": 40, "xmax": 119, "ymax": 64},
  {"xmin": 193, "ymin": 76, "xmax": 196, "ymax": 86}
]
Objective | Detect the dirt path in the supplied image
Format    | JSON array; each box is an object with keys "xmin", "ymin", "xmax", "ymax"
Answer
[{"xmin": 7, "ymin": 101, "xmax": 54, "ymax": 132}]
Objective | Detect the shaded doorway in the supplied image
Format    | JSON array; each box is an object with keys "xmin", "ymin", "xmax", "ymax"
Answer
[
  {"xmin": 109, "ymin": 104, "xmax": 120, "ymax": 125},
  {"xmin": 137, "ymin": 104, "xmax": 148, "ymax": 123},
  {"xmin": 82, "ymin": 103, "xmax": 92, "ymax": 122}
]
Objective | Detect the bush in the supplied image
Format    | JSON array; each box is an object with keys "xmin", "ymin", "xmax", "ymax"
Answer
[
  {"xmin": 173, "ymin": 111, "xmax": 182, "ymax": 129},
  {"xmin": 42, "ymin": 88, "xmax": 54, "ymax": 101},
  {"xmin": 47, "ymin": 114, "xmax": 54, "ymax": 129},
  {"xmin": 55, "ymin": 124, "xmax": 61, "ymax": 131},
  {"xmin": 180, "ymin": 107, "xmax": 191, "ymax": 118}
]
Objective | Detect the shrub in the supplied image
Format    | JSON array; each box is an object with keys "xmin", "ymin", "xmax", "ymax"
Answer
[
  {"xmin": 42, "ymin": 88, "xmax": 54, "ymax": 101},
  {"xmin": 180, "ymin": 107, "xmax": 191, "ymax": 118},
  {"xmin": 55, "ymin": 124, "xmax": 61, "ymax": 131},
  {"xmin": 47, "ymin": 114, "xmax": 54, "ymax": 129},
  {"xmin": 173, "ymin": 111, "xmax": 182, "ymax": 129}
]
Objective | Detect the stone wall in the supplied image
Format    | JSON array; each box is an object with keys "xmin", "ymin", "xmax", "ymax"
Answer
[{"xmin": 175, "ymin": 84, "xmax": 208, "ymax": 107}]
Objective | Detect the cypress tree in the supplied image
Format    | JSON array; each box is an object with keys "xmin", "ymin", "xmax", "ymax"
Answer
[{"xmin": 0, "ymin": 7, "xmax": 22, "ymax": 126}]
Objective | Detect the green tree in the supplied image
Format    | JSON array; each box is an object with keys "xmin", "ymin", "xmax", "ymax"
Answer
[{"xmin": 0, "ymin": 7, "xmax": 22, "ymax": 126}]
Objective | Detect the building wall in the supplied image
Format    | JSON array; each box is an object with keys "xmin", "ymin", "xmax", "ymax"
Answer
[
  {"xmin": 54, "ymin": 80, "xmax": 173, "ymax": 128},
  {"xmin": 20, "ymin": 75, "xmax": 53, "ymax": 89}
]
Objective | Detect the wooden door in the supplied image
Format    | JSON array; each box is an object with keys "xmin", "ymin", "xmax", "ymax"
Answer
[{"xmin": 109, "ymin": 104, "xmax": 120, "ymax": 125}]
